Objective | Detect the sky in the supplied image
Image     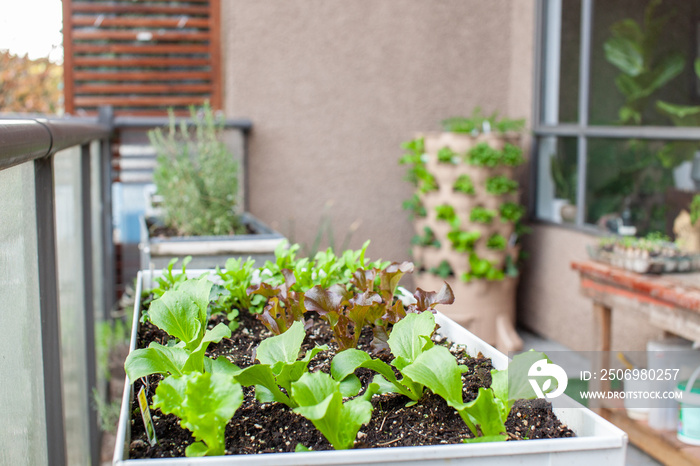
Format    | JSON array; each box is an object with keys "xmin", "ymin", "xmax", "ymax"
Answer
[{"xmin": 0, "ymin": 0, "xmax": 64, "ymax": 62}]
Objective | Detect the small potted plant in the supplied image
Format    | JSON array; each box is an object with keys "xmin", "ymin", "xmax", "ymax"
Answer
[
  {"xmin": 400, "ymin": 108, "xmax": 527, "ymax": 352},
  {"xmin": 140, "ymin": 102, "xmax": 285, "ymax": 270}
]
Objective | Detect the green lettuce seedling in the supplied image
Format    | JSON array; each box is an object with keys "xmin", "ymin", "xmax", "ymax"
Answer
[
  {"xmin": 234, "ymin": 320, "xmax": 328, "ymax": 407},
  {"xmin": 402, "ymin": 348, "xmax": 555, "ymax": 442},
  {"xmin": 152, "ymin": 371, "xmax": 243, "ymax": 457},
  {"xmin": 125, "ymin": 277, "xmax": 236, "ymax": 381},
  {"xmin": 331, "ymin": 308, "xmax": 451, "ymax": 405},
  {"xmin": 291, "ymin": 371, "xmax": 379, "ymax": 450}
]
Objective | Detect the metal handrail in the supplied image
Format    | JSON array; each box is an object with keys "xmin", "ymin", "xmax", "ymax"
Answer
[{"xmin": 0, "ymin": 118, "xmax": 110, "ymax": 172}]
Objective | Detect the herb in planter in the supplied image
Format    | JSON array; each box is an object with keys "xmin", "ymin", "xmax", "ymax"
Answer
[
  {"xmin": 149, "ymin": 102, "xmax": 246, "ymax": 237},
  {"xmin": 467, "ymin": 143, "xmax": 502, "ymax": 167}
]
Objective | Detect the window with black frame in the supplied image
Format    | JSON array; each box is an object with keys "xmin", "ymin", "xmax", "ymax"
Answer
[{"xmin": 534, "ymin": 0, "xmax": 700, "ymax": 239}]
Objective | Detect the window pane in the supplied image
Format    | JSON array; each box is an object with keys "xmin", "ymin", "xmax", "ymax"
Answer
[
  {"xmin": 536, "ymin": 136, "xmax": 579, "ymax": 223},
  {"xmin": 0, "ymin": 164, "xmax": 48, "ymax": 465},
  {"xmin": 586, "ymin": 138, "xmax": 700, "ymax": 235},
  {"xmin": 590, "ymin": 0, "xmax": 699, "ymax": 126},
  {"xmin": 541, "ymin": 0, "xmax": 581, "ymax": 124}
]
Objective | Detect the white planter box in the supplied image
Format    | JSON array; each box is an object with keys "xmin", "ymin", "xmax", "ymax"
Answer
[
  {"xmin": 139, "ymin": 213, "xmax": 287, "ymax": 270},
  {"xmin": 114, "ymin": 270, "xmax": 628, "ymax": 465}
]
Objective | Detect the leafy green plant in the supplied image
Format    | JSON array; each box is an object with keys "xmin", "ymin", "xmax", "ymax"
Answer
[
  {"xmin": 124, "ymin": 277, "xmax": 236, "ymax": 381},
  {"xmin": 331, "ymin": 309, "xmax": 453, "ymax": 406},
  {"xmin": 470, "ymin": 207, "xmax": 497, "ymax": 224},
  {"xmin": 447, "ymin": 229, "xmax": 481, "ymax": 252},
  {"xmin": 216, "ymin": 256, "xmax": 267, "ymax": 317},
  {"xmin": 233, "ymin": 321, "xmax": 328, "ymax": 407},
  {"xmin": 403, "ymin": 348, "xmax": 552, "ymax": 442},
  {"xmin": 466, "ymin": 143, "xmax": 502, "ymax": 167},
  {"xmin": 412, "ymin": 226, "xmax": 441, "ymax": 248},
  {"xmin": 399, "ymin": 137, "xmax": 438, "ymax": 194},
  {"xmin": 437, "ymin": 146, "xmax": 458, "ymax": 164},
  {"xmin": 303, "ymin": 262, "xmax": 414, "ymax": 352},
  {"xmin": 453, "ymin": 174, "xmax": 476, "ymax": 195},
  {"xmin": 429, "ymin": 260, "xmax": 454, "ymax": 278},
  {"xmin": 462, "ymin": 253, "xmax": 504, "ymax": 282},
  {"xmin": 150, "ymin": 256, "xmax": 192, "ymax": 300},
  {"xmin": 402, "ymin": 193, "xmax": 427, "ymax": 218},
  {"xmin": 486, "ymin": 233, "xmax": 507, "ymax": 251},
  {"xmin": 499, "ymin": 202, "xmax": 525, "ymax": 223},
  {"xmin": 435, "ymin": 204, "xmax": 458, "ymax": 226},
  {"xmin": 502, "ymin": 143, "xmax": 525, "ymax": 166},
  {"xmin": 486, "ymin": 176, "xmax": 518, "ymax": 195},
  {"xmin": 149, "ymin": 102, "xmax": 245, "ymax": 236},
  {"xmin": 441, "ymin": 107, "xmax": 525, "ymax": 135},
  {"xmin": 152, "ymin": 371, "xmax": 243, "ymax": 456},
  {"xmin": 291, "ymin": 371, "xmax": 379, "ymax": 450}
]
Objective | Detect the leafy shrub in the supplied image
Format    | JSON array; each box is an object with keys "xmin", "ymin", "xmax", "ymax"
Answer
[{"xmin": 149, "ymin": 102, "xmax": 245, "ymax": 236}]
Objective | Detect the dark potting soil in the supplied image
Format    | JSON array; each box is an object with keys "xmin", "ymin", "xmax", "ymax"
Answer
[{"xmin": 128, "ymin": 309, "xmax": 574, "ymax": 458}]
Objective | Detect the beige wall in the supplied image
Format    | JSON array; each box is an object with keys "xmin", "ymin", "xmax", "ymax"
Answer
[
  {"xmin": 221, "ymin": 1, "xmax": 535, "ymax": 261},
  {"xmin": 518, "ymin": 224, "xmax": 664, "ymax": 351}
]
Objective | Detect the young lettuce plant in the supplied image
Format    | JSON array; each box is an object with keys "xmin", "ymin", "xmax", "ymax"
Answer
[
  {"xmin": 331, "ymin": 294, "xmax": 455, "ymax": 406},
  {"xmin": 402, "ymin": 349, "xmax": 554, "ymax": 443},
  {"xmin": 233, "ymin": 320, "xmax": 329, "ymax": 407},
  {"xmin": 152, "ymin": 371, "xmax": 243, "ymax": 457},
  {"xmin": 124, "ymin": 276, "xmax": 236, "ymax": 382},
  {"xmin": 303, "ymin": 262, "xmax": 416, "ymax": 352},
  {"xmin": 291, "ymin": 371, "xmax": 379, "ymax": 450}
]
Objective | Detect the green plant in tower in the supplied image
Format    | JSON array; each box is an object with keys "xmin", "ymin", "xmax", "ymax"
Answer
[
  {"xmin": 149, "ymin": 101, "xmax": 245, "ymax": 236},
  {"xmin": 453, "ymin": 174, "xmax": 476, "ymax": 195},
  {"xmin": 470, "ymin": 206, "xmax": 497, "ymax": 224},
  {"xmin": 486, "ymin": 176, "xmax": 518, "ymax": 195}
]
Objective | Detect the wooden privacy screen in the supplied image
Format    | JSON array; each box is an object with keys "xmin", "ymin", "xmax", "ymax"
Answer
[{"xmin": 62, "ymin": 0, "xmax": 221, "ymax": 116}]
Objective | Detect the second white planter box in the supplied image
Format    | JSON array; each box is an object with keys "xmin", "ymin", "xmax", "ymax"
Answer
[{"xmin": 114, "ymin": 270, "xmax": 628, "ymax": 465}]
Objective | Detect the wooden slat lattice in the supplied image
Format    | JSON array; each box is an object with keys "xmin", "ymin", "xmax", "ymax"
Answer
[{"xmin": 63, "ymin": 0, "xmax": 221, "ymax": 116}]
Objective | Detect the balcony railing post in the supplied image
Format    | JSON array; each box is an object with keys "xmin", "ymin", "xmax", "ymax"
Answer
[
  {"xmin": 34, "ymin": 153, "xmax": 67, "ymax": 466},
  {"xmin": 80, "ymin": 142, "xmax": 100, "ymax": 466},
  {"xmin": 98, "ymin": 106, "xmax": 116, "ymax": 318}
]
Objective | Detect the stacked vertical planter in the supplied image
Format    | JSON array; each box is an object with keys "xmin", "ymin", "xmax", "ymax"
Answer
[{"xmin": 404, "ymin": 129, "xmax": 525, "ymax": 353}]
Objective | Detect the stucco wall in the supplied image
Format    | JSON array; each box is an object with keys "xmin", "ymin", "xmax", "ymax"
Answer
[
  {"xmin": 221, "ymin": 1, "xmax": 535, "ymax": 262},
  {"xmin": 518, "ymin": 223, "xmax": 664, "ymax": 351}
]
